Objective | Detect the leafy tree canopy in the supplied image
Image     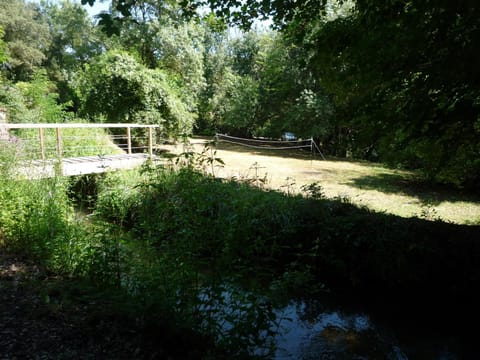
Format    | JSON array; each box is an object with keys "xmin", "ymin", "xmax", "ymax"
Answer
[
  {"xmin": 300, "ymin": 1, "xmax": 480, "ymax": 185},
  {"xmin": 77, "ymin": 50, "xmax": 195, "ymax": 136},
  {"xmin": 0, "ymin": 70, "xmax": 68, "ymax": 123},
  {"xmin": 38, "ymin": 0, "xmax": 105, "ymax": 106},
  {"xmin": 0, "ymin": 26, "xmax": 8, "ymax": 65},
  {"xmin": 80, "ymin": 0, "xmax": 334, "ymax": 34},
  {"xmin": 0, "ymin": 0, "xmax": 51, "ymax": 81}
]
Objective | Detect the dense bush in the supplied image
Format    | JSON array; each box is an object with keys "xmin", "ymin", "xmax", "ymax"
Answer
[
  {"xmin": 94, "ymin": 164, "xmax": 480, "ymax": 308},
  {"xmin": 0, "ymin": 151, "xmax": 71, "ymax": 262},
  {"xmin": 77, "ymin": 51, "xmax": 196, "ymax": 136}
]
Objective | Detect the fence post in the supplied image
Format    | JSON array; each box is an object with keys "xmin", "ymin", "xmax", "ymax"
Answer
[{"xmin": 312, "ymin": 138, "xmax": 326, "ymax": 160}]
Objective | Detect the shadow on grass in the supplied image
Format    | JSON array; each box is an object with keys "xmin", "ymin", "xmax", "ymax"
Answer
[
  {"xmin": 159, "ymin": 137, "xmax": 479, "ymax": 208},
  {"xmin": 345, "ymin": 172, "xmax": 480, "ymax": 206}
]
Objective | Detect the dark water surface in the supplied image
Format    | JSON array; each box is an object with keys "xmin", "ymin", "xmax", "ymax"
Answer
[
  {"xmin": 270, "ymin": 297, "xmax": 479, "ymax": 359},
  {"xmin": 203, "ymin": 283, "xmax": 479, "ymax": 359}
]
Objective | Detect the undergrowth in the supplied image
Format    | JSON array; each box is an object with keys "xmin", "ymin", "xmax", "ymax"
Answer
[{"xmin": 1, "ymin": 142, "xmax": 480, "ymax": 358}]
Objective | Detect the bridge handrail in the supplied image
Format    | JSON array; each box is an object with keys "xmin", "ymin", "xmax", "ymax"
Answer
[
  {"xmin": 3, "ymin": 123, "xmax": 159, "ymax": 129},
  {"xmin": 2, "ymin": 123, "xmax": 159, "ymax": 160}
]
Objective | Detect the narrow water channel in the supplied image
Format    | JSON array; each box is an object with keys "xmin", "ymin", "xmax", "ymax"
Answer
[
  {"xmin": 201, "ymin": 284, "xmax": 479, "ymax": 359},
  {"xmin": 272, "ymin": 299, "xmax": 469, "ymax": 359}
]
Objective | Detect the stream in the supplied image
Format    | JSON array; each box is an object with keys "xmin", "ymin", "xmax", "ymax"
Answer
[
  {"xmin": 199, "ymin": 284, "xmax": 479, "ymax": 359},
  {"xmin": 272, "ymin": 299, "xmax": 469, "ymax": 359}
]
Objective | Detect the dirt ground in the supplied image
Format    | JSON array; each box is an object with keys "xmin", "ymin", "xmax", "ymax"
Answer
[
  {"xmin": 159, "ymin": 137, "xmax": 480, "ymax": 224},
  {"xmin": 0, "ymin": 253, "xmax": 206, "ymax": 360},
  {"xmin": 0, "ymin": 253, "xmax": 144, "ymax": 359}
]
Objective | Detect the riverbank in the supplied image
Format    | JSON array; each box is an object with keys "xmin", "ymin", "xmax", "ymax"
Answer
[
  {"xmin": 0, "ymin": 253, "xmax": 208, "ymax": 359},
  {"xmin": 2, "ymin": 161, "xmax": 480, "ymax": 358}
]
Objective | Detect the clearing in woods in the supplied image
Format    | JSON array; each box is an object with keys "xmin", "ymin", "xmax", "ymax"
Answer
[{"xmin": 160, "ymin": 137, "xmax": 480, "ymax": 225}]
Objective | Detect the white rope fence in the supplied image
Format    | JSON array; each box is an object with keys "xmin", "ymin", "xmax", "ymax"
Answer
[{"xmin": 215, "ymin": 133, "xmax": 326, "ymax": 159}]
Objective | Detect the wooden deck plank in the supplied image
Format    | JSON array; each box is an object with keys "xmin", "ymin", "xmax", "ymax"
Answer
[{"xmin": 15, "ymin": 153, "xmax": 159, "ymax": 179}]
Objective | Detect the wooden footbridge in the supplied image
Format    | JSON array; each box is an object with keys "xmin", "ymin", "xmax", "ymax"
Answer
[{"xmin": 1, "ymin": 123, "xmax": 160, "ymax": 179}]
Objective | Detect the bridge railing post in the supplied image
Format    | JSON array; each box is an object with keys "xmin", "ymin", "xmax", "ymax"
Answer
[
  {"xmin": 148, "ymin": 127, "xmax": 153, "ymax": 159},
  {"xmin": 126, "ymin": 126, "xmax": 132, "ymax": 154},
  {"xmin": 55, "ymin": 127, "xmax": 64, "ymax": 176},
  {"xmin": 56, "ymin": 127, "xmax": 63, "ymax": 159},
  {"xmin": 38, "ymin": 128, "xmax": 45, "ymax": 160}
]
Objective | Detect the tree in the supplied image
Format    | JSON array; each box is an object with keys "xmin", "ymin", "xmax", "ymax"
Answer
[
  {"xmin": 77, "ymin": 50, "xmax": 195, "ymax": 136},
  {"xmin": 97, "ymin": 1, "xmax": 207, "ymax": 116},
  {"xmin": 217, "ymin": 71, "xmax": 259, "ymax": 137},
  {"xmin": 148, "ymin": 19, "xmax": 206, "ymax": 112},
  {"xmin": 81, "ymin": 0, "xmax": 330, "ymax": 32},
  {"xmin": 80, "ymin": 0, "xmax": 480, "ymax": 186},
  {"xmin": 0, "ymin": 26, "xmax": 8, "ymax": 66},
  {"xmin": 0, "ymin": 0, "xmax": 51, "ymax": 81},
  {"xmin": 197, "ymin": 30, "xmax": 264, "ymax": 137},
  {"xmin": 40, "ymin": 0, "xmax": 104, "ymax": 106},
  {"xmin": 300, "ymin": 1, "xmax": 480, "ymax": 185},
  {"xmin": 0, "ymin": 70, "xmax": 68, "ymax": 124}
]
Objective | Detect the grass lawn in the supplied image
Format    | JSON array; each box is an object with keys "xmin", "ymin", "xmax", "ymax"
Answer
[{"xmin": 159, "ymin": 137, "xmax": 480, "ymax": 225}]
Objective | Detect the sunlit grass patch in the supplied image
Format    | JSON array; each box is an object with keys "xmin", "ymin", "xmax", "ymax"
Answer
[{"xmin": 159, "ymin": 137, "xmax": 480, "ymax": 224}]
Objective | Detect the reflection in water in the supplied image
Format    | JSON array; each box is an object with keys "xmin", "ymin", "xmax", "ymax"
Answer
[
  {"xmin": 199, "ymin": 284, "xmax": 471, "ymax": 359},
  {"xmin": 272, "ymin": 300, "xmax": 462, "ymax": 360},
  {"xmin": 274, "ymin": 302, "xmax": 404, "ymax": 359}
]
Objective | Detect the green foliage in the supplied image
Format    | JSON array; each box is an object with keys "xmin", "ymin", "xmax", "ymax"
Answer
[
  {"xmin": 98, "ymin": 166, "xmax": 297, "ymax": 269},
  {"xmin": 288, "ymin": 89, "xmax": 335, "ymax": 140},
  {"xmin": 73, "ymin": 0, "xmax": 480, "ymax": 187},
  {"xmin": 0, "ymin": 26, "xmax": 8, "ymax": 65},
  {"xmin": 41, "ymin": 0, "xmax": 102, "ymax": 71},
  {"xmin": 151, "ymin": 19, "xmax": 206, "ymax": 110},
  {"xmin": 0, "ymin": 0, "xmax": 51, "ymax": 81},
  {"xmin": 14, "ymin": 70, "xmax": 68, "ymax": 123},
  {"xmin": 2, "ymin": 0, "xmax": 480, "ymax": 354},
  {"xmin": 0, "ymin": 171, "xmax": 71, "ymax": 263},
  {"xmin": 196, "ymin": 22, "xmax": 231, "ymax": 134},
  {"xmin": 217, "ymin": 72, "xmax": 259, "ymax": 136},
  {"xmin": 39, "ymin": 0, "xmax": 104, "ymax": 106},
  {"xmin": 294, "ymin": 1, "xmax": 480, "ymax": 186},
  {"xmin": 198, "ymin": 29, "xmax": 337, "ymax": 141},
  {"xmin": 0, "ymin": 70, "xmax": 68, "ymax": 124},
  {"xmin": 91, "ymin": 161, "xmax": 480, "ymax": 350},
  {"xmin": 2, "ymin": 146, "xmax": 480, "ymax": 356},
  {"xmin": 77, "ymin": 50, "xmax": 195, "ymax": 136},
  {"xmin": 92, "ymin": 165, "xmax": 301, "ymax": 355}
]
